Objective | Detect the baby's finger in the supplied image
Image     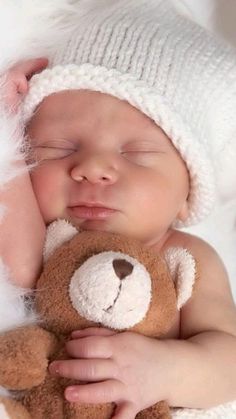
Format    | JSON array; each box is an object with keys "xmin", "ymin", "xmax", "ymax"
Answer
[
  {"xmin": 49, "ymin": 358, "xmax": 118, "ymax": 381},
  {"xmin": 71, "ymin": 327, "xmax": 116, "ymax": 339},
  {"xmin": 15, "ymin": 58, "xmax": 48, "ymax": 79},
  {"xmin": 65, "ymin": 379, "xmax": 124, "ymax": 404},
  {"xmin": 66, "ymin": 335, "xmax": 113, "ymax": 359}
]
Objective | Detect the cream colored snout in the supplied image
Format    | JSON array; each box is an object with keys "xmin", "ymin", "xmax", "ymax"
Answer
[{"xmin": 69, "ymin": 251, "xmax": 152, "ymax": 329}]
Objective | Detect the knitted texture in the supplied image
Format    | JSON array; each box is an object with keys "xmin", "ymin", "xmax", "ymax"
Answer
[{"xmin": 23, "ymin": 0, "xmax": 236, "ymax": 226}]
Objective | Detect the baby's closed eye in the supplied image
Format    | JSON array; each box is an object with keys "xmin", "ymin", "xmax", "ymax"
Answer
[
  {"xmin": 121, "ymin": 150, "xmax": 162, "ymax": 163},
  {"xmin": 121, "ymin": 141, "xmax": 165, "ymax": 165},
  {"xmin": 31, "ymin": 139, "xmax": 77, "ymax": 160}
]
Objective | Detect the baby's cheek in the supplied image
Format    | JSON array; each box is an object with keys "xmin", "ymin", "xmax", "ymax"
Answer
[
  {"xmin": 31, "ymin": 169, "xmax": 65, "ymax": 223},
  {"xmin": 43, "ymin": 197, "xmax": 66, "ymax": 224}
]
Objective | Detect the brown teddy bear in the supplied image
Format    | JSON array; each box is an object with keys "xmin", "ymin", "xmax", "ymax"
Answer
[{"xmin": 0, "ymin": 220, "xmax": 197, "ymax": 419}]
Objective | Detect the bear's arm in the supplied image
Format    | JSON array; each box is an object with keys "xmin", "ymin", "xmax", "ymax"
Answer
[{"xmin": 0, "ymin": 324, "xmax": 58, "ymax": 390}]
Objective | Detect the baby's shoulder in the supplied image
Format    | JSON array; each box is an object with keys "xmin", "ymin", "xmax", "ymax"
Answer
[
  {"xmin": 163, "ymin": 229, "xmax": 231, "ymax": 292},
  {"xmin": 164, "ymin": 231, "xmax": 236, "ymax": 338},
  {"xmin": 163, "ymin": 229, "xmax": 220, "ymax": 265}
]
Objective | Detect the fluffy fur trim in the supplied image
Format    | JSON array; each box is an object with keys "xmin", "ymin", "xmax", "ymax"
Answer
[
  {"xmin": 0, "ymin": 259, "xmax": 36, "ymax": 334},
  {"xmin": 0, "ymin": 0, "xmax": 88, "ymax": 73},
  {"xmin": 0, "ymin": 109, "xmax": 24, "ymax": 188}
]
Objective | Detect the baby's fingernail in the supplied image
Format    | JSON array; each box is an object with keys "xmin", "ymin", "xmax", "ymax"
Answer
[
  {"xmin": 49, "ymin": 362, "xmax": 60, "ymax": 376},
  {"xmin": 65, "ymin": 387, "xmax": 79, "ymax": 402}
]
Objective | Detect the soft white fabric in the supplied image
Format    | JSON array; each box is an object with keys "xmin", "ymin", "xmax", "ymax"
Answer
[
  {"xmin": 0, "ymin": 0, "xmax": 85, "ymax": 73},
  {"xmin": 0, "ymin": 260, "xmax": 36, "ymax": 333},
  {"xmin": 171, "ymin": 400, "xmax": 236, "ymax": 418}
]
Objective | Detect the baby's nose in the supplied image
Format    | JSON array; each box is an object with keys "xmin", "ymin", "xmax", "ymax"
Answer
[{"xmin": 70, "ymin": 154, "xmax": 118, "ymax": 185}]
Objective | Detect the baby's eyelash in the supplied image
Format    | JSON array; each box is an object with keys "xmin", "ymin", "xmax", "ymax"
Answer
[
  {"xmin": 31, "ymin": 145, "xmax": 77, "ymax": 161},
  {"xmin": 35, "ymin": 145, "xmax": 76, "ymax": 150},
  {"xmin": 121, "ymin": 150, "xmax": 164, "ymax": 154},
  {"xmin": 120, "ymin": 150, "xmax": 165, "ymax": 166}
]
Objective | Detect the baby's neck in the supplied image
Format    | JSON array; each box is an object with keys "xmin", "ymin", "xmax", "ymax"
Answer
[{"xmin": 144, "ymin": 228, "xmax": 174, "ymax": 253}]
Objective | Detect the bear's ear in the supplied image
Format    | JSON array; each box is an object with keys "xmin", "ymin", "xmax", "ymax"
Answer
[
  {"xmin": 164, "ymin": 247, "xmax": 196, "ymax": 309},
  {"xmin": 43, "ymin": 219, "xmax": 78, "ymax": 261}
]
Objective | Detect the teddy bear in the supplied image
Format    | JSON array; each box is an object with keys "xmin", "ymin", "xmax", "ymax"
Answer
[{"xmin": 0, "ymin": 219, "xmax": 197, "ymax": 419}]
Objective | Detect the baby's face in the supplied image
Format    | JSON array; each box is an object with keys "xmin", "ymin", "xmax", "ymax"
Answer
[{"xmin": 27, "ymin": 90, "xmax": 189, "ymax": 246}]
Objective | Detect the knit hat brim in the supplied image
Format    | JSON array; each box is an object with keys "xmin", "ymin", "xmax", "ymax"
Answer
[{"xmin": 23, "ymin": 63, "xmax": 216, "ymax": 227}]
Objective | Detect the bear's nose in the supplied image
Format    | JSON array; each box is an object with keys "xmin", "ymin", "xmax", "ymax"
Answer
[{"xmin": 112, "ymin": 259, "xmax": 133, "ymax": 280}]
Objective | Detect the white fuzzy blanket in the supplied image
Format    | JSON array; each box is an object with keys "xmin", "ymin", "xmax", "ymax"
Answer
[{"xmin": 0, "ymin": 1, "xmax": 235, "ymax": 418}]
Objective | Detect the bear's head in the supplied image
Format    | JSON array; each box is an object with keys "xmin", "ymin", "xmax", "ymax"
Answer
[{"xmin": 35, "ymin": 220, "xmax": 196, "ymax": 338}]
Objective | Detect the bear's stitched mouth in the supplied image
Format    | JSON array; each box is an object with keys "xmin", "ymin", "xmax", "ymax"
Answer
[
  {"xmin": 103, "ymin": 281, "xmax": 123, "ymax": 313},
  {"xmin": 103, "ymin": 258, "xmax": 134, "ymax": 313}
]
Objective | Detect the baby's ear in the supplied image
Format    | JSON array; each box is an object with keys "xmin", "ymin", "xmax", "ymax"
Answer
[
  {"xmin": 164, "ymin": 247, "xmax": 197, "ymax": 309},
  {"xmin": 176, "ymin": 201, "xmax": 189, "ymax": 222}
]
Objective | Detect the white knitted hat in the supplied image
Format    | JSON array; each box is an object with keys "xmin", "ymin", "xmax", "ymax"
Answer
[{"xmin": 23, "ymin": 0, "xmax": 236, "ymax": 227}]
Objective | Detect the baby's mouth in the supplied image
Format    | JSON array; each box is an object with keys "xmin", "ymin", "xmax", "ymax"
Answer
[{"xmin": 68, "ymin": 205, "xmax": 117, "ymax": 220}]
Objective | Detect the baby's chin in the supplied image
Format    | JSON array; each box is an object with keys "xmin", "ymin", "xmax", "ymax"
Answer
[
  {"xmin": 62, "ymin": 214, "xmax": 157, "ymax": 245},
  {"xmin": 78, "ymin": 218, "xmax": 117, "ymax": 233},
  {"xmin": 65, "ymin": 210, "xmax": 124, "ymax": 234},
  {"xmin": 60, "ymin": 215, "xmax": 110, "ymax": 232},
  {"xmin": 72, "ymin": 219, "xmax": 146, "ymax": 244}
]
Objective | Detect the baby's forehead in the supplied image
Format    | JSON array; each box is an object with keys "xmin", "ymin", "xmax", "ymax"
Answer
[
  {"xmin": 26, "ymin": 89, "xmax": 165, "ymax": 138},
  {"xmin": 31, "ymin": 89, "xmax": 138, "ymax": 116}
]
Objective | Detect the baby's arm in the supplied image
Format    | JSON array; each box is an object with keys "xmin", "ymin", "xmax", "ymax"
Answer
[
  {"xmin": 165, "ymin": 236, "xmax": 236, "ymax": 408},
  {"xmin": 0, "ymin": 59, "xmax": 48, "ymax": 288},
  {"xmin": 0, "ymin": 160, "xmax": 46, "ymax": 288},
  {"xmin": 48, "ymin": 237, "xmax": 236, "ymax": 416}
]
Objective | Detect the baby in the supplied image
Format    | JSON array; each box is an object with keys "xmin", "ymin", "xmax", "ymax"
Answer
[{"xmin": 2, "ymin": 0, "xmax": 236, "ymax": 417}]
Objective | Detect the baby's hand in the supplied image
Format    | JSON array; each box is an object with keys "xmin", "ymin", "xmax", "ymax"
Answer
[
  {"xmin": 49, "ymin": 327, "xmax": 171, "ymax": 419},
  {"xmin": 2, "ymin": 57, "xmax": 48, "ymax": 111}
]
